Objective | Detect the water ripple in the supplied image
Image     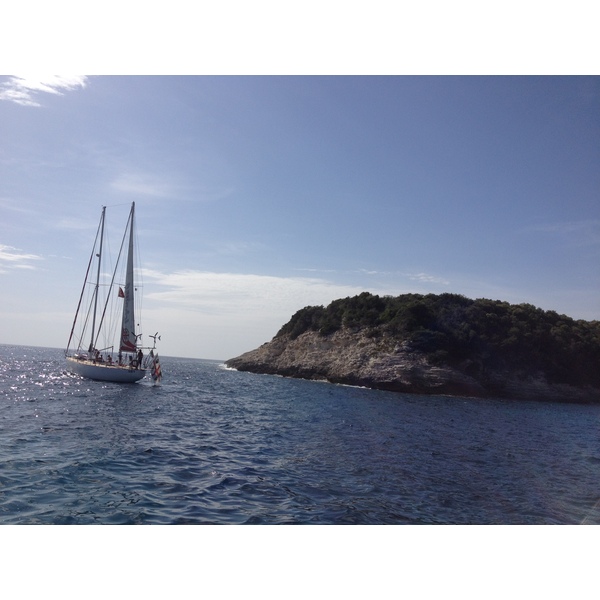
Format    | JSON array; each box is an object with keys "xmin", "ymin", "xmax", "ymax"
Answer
[{"xmin": 1, "ymin": 345, "xmax": 600, "ymax": 524}]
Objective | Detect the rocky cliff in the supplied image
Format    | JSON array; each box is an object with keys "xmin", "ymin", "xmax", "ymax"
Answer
[
  {"xmin": 226, "ymin": 328, "xmax": 599, "ymax": 402},
  {"xmin": 226, "ymin": 293, "xmax": 600, "ymax": 403}
]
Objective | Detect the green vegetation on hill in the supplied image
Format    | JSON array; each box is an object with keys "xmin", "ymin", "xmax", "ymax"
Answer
[{"xmin": 276, "ymin": 292, "xmax": 600, "ymax": 388}]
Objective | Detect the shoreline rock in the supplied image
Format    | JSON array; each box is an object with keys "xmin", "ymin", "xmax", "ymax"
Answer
[{"xmin": 226, "ymin": 329, "xmax": 600, "ymax": 403}]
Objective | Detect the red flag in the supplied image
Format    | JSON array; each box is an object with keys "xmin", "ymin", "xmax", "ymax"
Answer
[{"xmin": 118, "ymin": 287, "xmax": 125, "ymax": 298}]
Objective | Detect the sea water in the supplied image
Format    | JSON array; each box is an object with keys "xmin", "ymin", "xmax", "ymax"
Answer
[{"xmin": 1, "ymin": 344, "xmax": 599, "ymax": 525}]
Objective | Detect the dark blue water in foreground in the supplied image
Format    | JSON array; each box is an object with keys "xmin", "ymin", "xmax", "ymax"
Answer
[{"xmin": 1, "ymin": 344, "xmax": 599, "ymax": 524}]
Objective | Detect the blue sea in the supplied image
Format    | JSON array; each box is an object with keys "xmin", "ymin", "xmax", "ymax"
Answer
[{"xmin": 1, "ymin": 343, "xmax": 600, "ymax": 526}]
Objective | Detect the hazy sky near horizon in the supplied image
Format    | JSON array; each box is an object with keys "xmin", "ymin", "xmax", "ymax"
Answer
[{"xmin": 1, "ymin": 75, "xmax": 599, "ymax": 359}]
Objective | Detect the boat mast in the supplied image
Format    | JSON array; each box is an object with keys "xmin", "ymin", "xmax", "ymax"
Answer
[{"xmin": 88, "ymin": 206, "xmax": 106, "ymax": 353}]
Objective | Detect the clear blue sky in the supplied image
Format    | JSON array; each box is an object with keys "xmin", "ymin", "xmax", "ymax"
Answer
[{"xmin": 1, "ymin": 75, "xmax": 599, "ymax": 359}]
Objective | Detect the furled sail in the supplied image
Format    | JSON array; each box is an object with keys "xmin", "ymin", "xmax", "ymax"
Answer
[{"xmin": 120, "ymin": 202, "xmax": 137, "ymax": 353}]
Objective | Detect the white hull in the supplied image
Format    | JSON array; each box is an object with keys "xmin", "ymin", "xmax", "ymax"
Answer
[{"xmin": 66, "ymin": 356, "xmax": 146, "ymax": 383}]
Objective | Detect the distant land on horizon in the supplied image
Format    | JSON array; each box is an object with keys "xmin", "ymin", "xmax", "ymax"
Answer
[{"xmin": 227, "ymin": 292, "xmax": 600, "ymax": 403}]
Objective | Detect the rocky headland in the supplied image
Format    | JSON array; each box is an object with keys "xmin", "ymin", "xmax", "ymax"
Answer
[{"xmin": 226, "ymin": 293, "xmax": 600, "ymax": 403}]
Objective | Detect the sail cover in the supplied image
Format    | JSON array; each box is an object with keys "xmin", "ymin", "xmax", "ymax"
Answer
[{"xmin": 120, "ymin": 203, "xmax": 137, "ymax": 353}]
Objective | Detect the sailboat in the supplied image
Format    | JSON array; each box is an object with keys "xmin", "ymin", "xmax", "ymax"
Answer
[{"xmin": 65, "ymin": 202, "xmax": 162, "ymax": 384}]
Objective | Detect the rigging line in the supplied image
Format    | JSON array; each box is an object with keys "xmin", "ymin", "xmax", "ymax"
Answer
[
  {"xmin": 88, "ymin": 206, "xmax": 106, "ymax": 351},
  {"xmin": 134, "ymin": 211, "xmax": 144, "ymax": 336},
  {"xmin": 93, "ymin": 204, "xmax": 132, "ymax": 352},
  {"xmin": 66, "ymin": 207, "xmax": 103, "ymax": 354},
  {"xmin": 101, "ymin": 201, "xmax": 136, "ymax": 209}
]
